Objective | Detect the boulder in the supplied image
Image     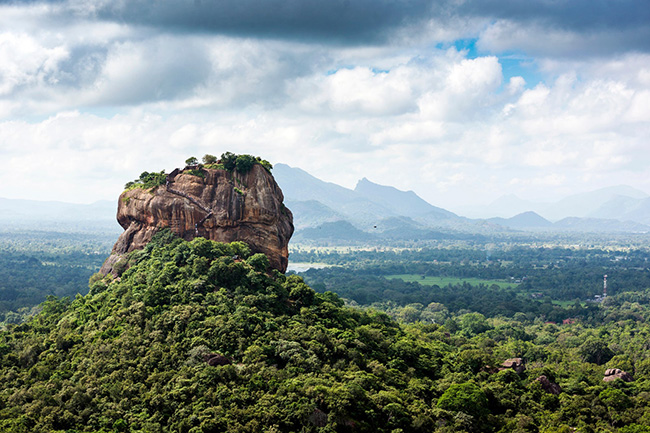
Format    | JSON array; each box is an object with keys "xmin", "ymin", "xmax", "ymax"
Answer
[
  {"xmin": 501, "ymin": 357, "xmax": 526, "ymax": 374},
  {"xmin": 204, "ymin": 353, "xmax": 233, "ymax": 367},
  {"xmin": 534, "ymin": 375, "xmax": 561, "ymax": 395},
  {"xmin": 603, "ymin": 368, "xmax": 633, "ymax": 382}
]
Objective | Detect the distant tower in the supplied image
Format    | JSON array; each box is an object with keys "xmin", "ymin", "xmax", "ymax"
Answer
[{"xmin": 603, "ymin": 274, "xmax": 608, "ymax": 298}]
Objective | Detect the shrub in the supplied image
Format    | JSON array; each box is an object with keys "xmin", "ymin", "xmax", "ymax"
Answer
[
  {"xmin": 185, "ymin": 169, "xmax": 205, "ymax": 178},
  {"xmin": 219, "ymin": 152, "xmax": 272, "ymax": 174},
  {"xmin": 124, "ymin": 170, "xmax": 166, "ymax": 191}
]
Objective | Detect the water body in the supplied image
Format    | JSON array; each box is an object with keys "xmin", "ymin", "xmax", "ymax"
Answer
[{"xmin": 286, "ymin": 262, "xmax": 329, "ymax": 273}]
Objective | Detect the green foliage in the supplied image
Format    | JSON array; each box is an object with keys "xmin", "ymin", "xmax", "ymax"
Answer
[
  {"xmin": 185, "ymin": 168, "xmax": 205, "ymax": 178},
  {"xmin": 220, "ymin": 152, "xmax": 272, "ymax": 174},
  {"xmin": 620, "ymin": 425, "xmax": 650, "ymax": 433},
  {"xmin": 437, "ymin": 382, "xmax": 488, "ymax": 419},
  {"xmin": 124, "ymin": 170, "xmax": 167, "ymax": 191},
  {"xmin": 246, "ymin": 253, "xmax": 269, "ymax": 272},
  {"xmin": 185, "ymin": 156, "xmax": 199, "ymax": 166},
  {"xmin": 459, "ymin": 312, "xmax": 492, "ymax": 336},
  {"xmin": 220, "ymin": 151, "xmax": 237, "ymax": 170},
  {"xmin": 0, "ymin": 234, "xmax": 451, "ymax": 431},
  {"xmin": 3, "ymin": 234, "xmax": 650, "ymax": 431},
  {"xmin": 579, "ymin": 337, "xmax": 614, "ymax": 365},
  {"xmin": 235, "ymin": 154, "xmax": 256, "ymax": 173},
  {"xmin": 0, "ymin": 233, "xmax": 108, "ymax": 323},
  {"xmin": 202, "ymin": 154, "xmax": 217, "ymax": 164},
  {"xmin": 599, "ymin": 388, "xmax": 631, "ymax": 409}
]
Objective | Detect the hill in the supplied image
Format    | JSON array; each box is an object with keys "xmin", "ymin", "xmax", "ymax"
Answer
[
  {"xmin": 354, "ymin": 178, "xmax": 456, "ymax": 221},
  {"xmin": 273, "ymin": 164, "xmax": 459, "ymax": 231},
  {"xmin": 544, "ymin": 185, "xmax": 649, "ymax": 221},
  {"xmin": 102, "ymin": 160, "xmax": 293, "ymax": 274},
  {"xmin": 0, "ymin": 232, "xmax": 448, "ymax": 432},
  {"xmin": 487, "ymin": 211, "xmax": 553, "ymax": 230},
  {"xmin": 3, "ymin": 233, "xmax": 650, "ymax": 431}
]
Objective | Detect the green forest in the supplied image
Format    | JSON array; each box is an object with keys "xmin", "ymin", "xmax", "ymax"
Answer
[
  {"xmin": 1, "ymin": 232, "xmax": 650, "ymax": 432},
  {"xmin": 0, "ymin": 231, "xmax": 111, "ymax": 323}
]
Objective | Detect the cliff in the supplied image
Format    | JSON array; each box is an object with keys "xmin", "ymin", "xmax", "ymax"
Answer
[{"xmin": 100, "ymin": 163, "xmax": 293, "ymax": 274}]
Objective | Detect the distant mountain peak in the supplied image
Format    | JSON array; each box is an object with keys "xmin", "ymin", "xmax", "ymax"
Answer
[{"xmin": 354, "ymin": 177, "xmax": 451, "ymax": 217}]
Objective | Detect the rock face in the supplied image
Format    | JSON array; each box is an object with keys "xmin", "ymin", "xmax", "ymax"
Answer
[{"xmin": 100, "ymin": 164, "xmax": 293, "ymax": 274}]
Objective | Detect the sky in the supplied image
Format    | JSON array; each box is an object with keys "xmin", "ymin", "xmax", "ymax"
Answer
[{"xmin": 1, "ymin": 0, "xmax": 649, "ymax": 213}]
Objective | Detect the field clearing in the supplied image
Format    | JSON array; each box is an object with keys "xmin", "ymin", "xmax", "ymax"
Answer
[
  {"xmin": 386, "ymin": 274, "xmax": 518, "ymax": 289},
  {"xmin": 549, "ymin": 299, "xmax": 587, "ymax": 307}
]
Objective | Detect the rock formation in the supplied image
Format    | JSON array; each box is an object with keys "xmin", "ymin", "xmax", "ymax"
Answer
[
  {"xmin": 534, "ymin": 375, "xmax": 562, "ymax": 395},
  {"xmin": 100, "ymin": 163, "xmax": 293, "ymax": 274},
  {"xmin": 603, "ymin": 368, "xmax": 633, "ymax": 382},
  {"xmin": 203, "ymin": 353, "xmax": 233, "ymax": 367},
  {"xmin": 501, "ymin": 358, "xmax": 526, "ymax": 374}
]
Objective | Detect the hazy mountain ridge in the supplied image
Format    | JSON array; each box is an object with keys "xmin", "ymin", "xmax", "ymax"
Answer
[
  {"xmin": 0, "ymin": 197, "xmax": 121, "ymax": 233},
  {"xmin": 469, "ymin": 185, "xmax": 650, "ymax": 223},
  {"xmin": 354, "ymin": 177, "xmax": 456, "ymax": 219},
  {"xmin": 487, "ymin": 211, "xmax": 650, "ymax": 233},
  {"xmin": 2, "ymin": 165, "xmax": 649, "ymax": 239},
  {"xmin": 275, "ymin": 164, "xmax": 650, "ymax": 239},
  {"xmin": 487, "ymin": 211, "xmax": 553, "ymax": 230},
  {"xmin": 274, "ymin": 164, "xmax": 463, "ymax": 231},
  {"xmin": 0, "ymin": 197, "xmax": 116, "ymax": 221}
]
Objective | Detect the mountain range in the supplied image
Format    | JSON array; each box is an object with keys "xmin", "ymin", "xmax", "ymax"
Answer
[
  {"xmin": 273, "ymin": 164, "xmax": 460, "ymax": 232},
  {"xmin": 460, "ymin": 185, "xmax": 650, "ymax": 224},
  {"xmin": 273, "ymin": 164, "xmax": 650, "ymax": 238},
  {"xmin": 1, "ymin": 164, "xmax": 649, "ymax": 240}
]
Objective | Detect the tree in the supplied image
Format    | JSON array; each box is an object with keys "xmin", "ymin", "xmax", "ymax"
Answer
[
  {"xmin": 437, "ymin": 382, "xmax": 488, "ymax": 419},
  {"xmin": 202, "ymin": 154, "xmax": 217, "ymax": 164},
  {"xmin": 460, "ymin": 312, "xmax": 492, "ymax": 336},
  {"xmin": 234, "ymin": 155, "xmax": 256, "ymax": 173},
  {"xmin": 579, "ymin": 338, "xmax": 614, "ymax": 365},
  {"xmin": 220, "ymin": 152, "xmax": 237, "ymax": 171},
  {"xmin": 185, "ymin": 156, "xmax": 198, "ymax": 166},
  {"xmin": 246, "ymin": 253, "xmax": 269, "ymax": 272}
]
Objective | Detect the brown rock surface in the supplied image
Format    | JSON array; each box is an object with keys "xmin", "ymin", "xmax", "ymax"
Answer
[
  {"xmin": 100, "ymin": 163, "xmax": 293, "ymax": 274},
  {"xmin": 501, "ymin": 357, "xmax": 526, "ymax": 374},
  {"xmin": 534, "ymin": 375, "xmax": 562, "ymax": 395},
  {"xmin": 203, "ymin": 353, "xmax": 233, "ymax": 367},
  {"xmin": 603, "ymin": 368, "xmax": 633, "ymax": 382}
]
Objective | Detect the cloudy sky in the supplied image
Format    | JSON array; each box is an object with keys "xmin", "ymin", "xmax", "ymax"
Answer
[{"xmin": 1, "ymin": 0, "xmax": 649, "ymax": 213}]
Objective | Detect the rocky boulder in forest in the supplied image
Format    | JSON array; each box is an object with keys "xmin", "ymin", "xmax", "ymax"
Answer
[
  {"xmin": 100, "ymin": 161, "xmax": 293, "ymax": 275},
  {"xmin": 535, "ymin": 375, "xmax": 562, "ymax": 395},
  {"xmin": 603, "ymin": 368, "xmax": 633, "ymax": 382},
  {"xmin": 501, "ymin": 358, "xmax": 526, "ymax": 374}
]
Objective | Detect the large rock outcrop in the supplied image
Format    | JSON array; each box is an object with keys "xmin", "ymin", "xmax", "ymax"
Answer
[
  {"xmin": 603, "ymin": 368, "xmax": 633, "ymax": 383},
  {"xmin": 100, "ymin": 163, "xmax": 293, "ymax": 274}
]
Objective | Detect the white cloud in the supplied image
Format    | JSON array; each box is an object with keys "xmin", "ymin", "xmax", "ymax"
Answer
[
  {"xmin": 290, "ymin": 66, "xmax": 418, "ymax": 116},
  {"xmin": 446, "ymin": 56, "xmax": 502, "ymax": 94},
  {"xmin": 0, "ymin": 3, "xmax": 649, "ymax": 211},
  {"xmin": 0, "ymin": 32, "xmax": 69, "ymax": 95},
  {"xmin": 506, "ymin": 76, "xmax": 526, "ymax": 94}
]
